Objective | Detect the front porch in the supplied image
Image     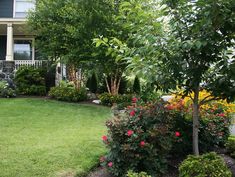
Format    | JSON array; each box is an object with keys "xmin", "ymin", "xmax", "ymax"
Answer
[
  {"xmin": 0, "ymin": 19, "xmax": 45, "ymax": 71},
  {"xmin": 0, "ymin": 20, "xmax": 45, "ymax": 78}
]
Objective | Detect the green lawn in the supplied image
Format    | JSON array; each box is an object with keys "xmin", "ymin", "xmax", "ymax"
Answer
[{"xmin": 0, "ymin": 98, "xmax": 111, "ymax": 177}]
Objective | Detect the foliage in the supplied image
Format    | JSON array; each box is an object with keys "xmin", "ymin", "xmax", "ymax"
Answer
[
  {"xmin": 127, "ymin": 170, "xmax": 151, "ymax": 177},
  {"xmin": 133, "ymin": 76, "xmax": 141, "ymax": 94},
  {"xmin": 101, "ymin": 101, "xmax": 174, "ymax": 176},
  {"xmin": 167, "ymin": 91, "xmax": 232, "ymax": 154},
  {"xmin": 93, "ymin": 37, "xmax": 129, "ymax": 95},
  {"xmin": 86, "ymin": 72, "xmax": 98, "ymax": 93},
  {"xmin": 0, "ymin": 80, "xmax": 16, "ymax": 98},
  {"xmin": 179, "ymin": 152, "xmax": 232, "ymax": 177},
  {"xmin": 169, "ymin": 90, "xmax": 235, "ymax": 115},
  {"xmin": 0, "ymin": 98, "xmax": 110, "ymax": 177},
  {"xmin": 170, "ymin": 111, "xmax": 231, "ymax": 155},
  {"xmin": 14, "ymin": 67, "xmax": 46, "ymax": 96},
  {"xmin": 98, "ymin": 92, "xmax": 132, "ymax": 107},
  {"xmin": 118, "ymin": 0, "xmax": 235, "ymax": 154},
  {"xmin": 226, "ymin": 136, "xmax": 235, "ymax": 158},
  {"xmin": 49, "ymin": 84, "xmax": 87, "ymax": 102},
  {"xmin": 28, "ymin": 0, "xmax": 115, "ymax": 64}
]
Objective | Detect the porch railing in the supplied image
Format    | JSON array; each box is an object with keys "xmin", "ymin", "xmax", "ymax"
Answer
[{"xmin": 15, "ymin": 60, "xmax": 47, "ymax": 70}]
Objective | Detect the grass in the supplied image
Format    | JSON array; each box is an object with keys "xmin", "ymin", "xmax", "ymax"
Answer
[{"xmin": 0, "ymin": 98, "xmax": 111, "ymax": 177}]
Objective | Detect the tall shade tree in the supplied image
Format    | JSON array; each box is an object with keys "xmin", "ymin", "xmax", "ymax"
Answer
[{"xmin": 27, "ymin": 0, "xmax": 115, "ymax": 87}]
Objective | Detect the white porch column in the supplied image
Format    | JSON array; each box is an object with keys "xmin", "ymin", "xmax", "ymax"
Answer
[{"xmin": 6, "ymin": 23, "xmax": 13, "ymax": 61}]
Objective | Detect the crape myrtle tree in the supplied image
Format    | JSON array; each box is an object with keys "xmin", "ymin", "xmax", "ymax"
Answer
[
  {"xmin": 123, "ymin": 0, "xmax": 235, "ymax": 155},
  {"xmin": 27, "ymin": 0, "xmax": 117, "ymax": 88},
  {"xmin": 93, "ymin": 0, "xmax": 164, "ymax": 95}
]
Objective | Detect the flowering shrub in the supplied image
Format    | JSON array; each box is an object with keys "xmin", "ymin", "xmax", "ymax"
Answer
[
  {"xmin": 101, "ymin": 100, "xmax": 174, "ymax": 176},
  {"xmin": 167, "ymin": 90, "xmax": 233, "ymax": 154},
  {"xmin": 168, "ymin": 90, "xmax": 235, "ymax": 115},
  {"xmin": 179, "ymin": 152, "xmax": 232, "ymax": 177}
]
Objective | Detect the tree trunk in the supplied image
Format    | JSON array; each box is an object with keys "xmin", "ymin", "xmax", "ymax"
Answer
[
  {"xmin": 104, "ymin": 77, "xmax": 111, "ymax": 94},
  {"xmin": 192, "ymin": 86, "xmax": 200, "ymax": 155}
]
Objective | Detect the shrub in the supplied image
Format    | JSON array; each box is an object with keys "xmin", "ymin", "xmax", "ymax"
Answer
[
  {"xmin": 98, "ymin": 92, "xmax": 132, "ymax": 107},
  {"xmin": 179, "ymin": 152, "xmax": 232, "ymax": 177},
  {"xmin": 101, "ymin": 101, "xmax": 174, "ymax": 176},
  {"xmin": 14, "ymin": 67, "xmax": 46, "ymax": 96},
  {"xmin": 86, "ymin": 73, "xmax": 98, "ymax": 93},
  {"xmin": 226, "ymin": 136, "xmax": 235, "ymax": 158},
  {"xmin": 167, "ymin": 90, "xmax": 233, "ymax": 155},
  {"xmin": 127, "ymin": 170, "xmax": 151, "ymax": 177},
  {"xmin": 170, "ymin": 111, "xmax": 231, "ymax": 155},
  {"xmin": 0, "ymin": 80, "xmax": 16, "ymax": 98},
  {"xmin": 49, "ymin": 85, "xmax": 87, "ymax": 102},
  {"xmin": 133, "ymin": 76, "xmax": 141, "ymax": 94}
]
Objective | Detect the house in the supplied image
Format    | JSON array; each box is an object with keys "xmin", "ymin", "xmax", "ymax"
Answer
[{"xmin": 0, "ymin": 0, "xmax": 44, "ymax": 79}]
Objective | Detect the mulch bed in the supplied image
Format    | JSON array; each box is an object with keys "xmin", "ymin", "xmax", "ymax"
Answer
[{"xmin": 86, "ymin": 153, "xmax": 235, "ymax": 177}]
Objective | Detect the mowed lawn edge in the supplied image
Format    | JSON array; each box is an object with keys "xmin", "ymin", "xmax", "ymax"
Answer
[{"xmin": 0, "ymin": 98, "xmax": 111, "ymax": 177}]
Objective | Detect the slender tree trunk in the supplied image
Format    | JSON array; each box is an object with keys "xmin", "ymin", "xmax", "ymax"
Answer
[
  {"xmin": 104, "ymin": 77, "xmax": 111, "ymax": 94},
  {"xmin": 192, "ymin": 86, "xmax": 200, "ymax": 155}
]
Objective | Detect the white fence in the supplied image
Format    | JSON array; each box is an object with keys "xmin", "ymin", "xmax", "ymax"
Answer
[{"xmin": 14, "ymin": 60, "xmax": 46, "ymax": 70}]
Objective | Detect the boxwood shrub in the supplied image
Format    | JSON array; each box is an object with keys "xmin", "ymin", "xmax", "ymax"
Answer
[
  {"xmin": 98, "ymin": 92, "xmax": 133, "ymax": 107},
  {"xmin": 14, "ymin": 67, "xmax": 46, "ymax": 96},
  {"xmin": 179, "ymin": 152, "xmax": 232, "ymax": 177},
  {"xmin": 49, "ymin": 86, "xmax": 87, "ymax": 102}
]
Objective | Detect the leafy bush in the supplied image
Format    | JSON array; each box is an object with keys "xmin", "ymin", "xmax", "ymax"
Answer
[
  {"xmin": 98, "ymin": 92, "xmax": 132, "ymax": 107},
  {"xmin": 127, "ymin": 170, "xmax": 151, "ymax": 177},
  {"xmin": 86, "ymin": 73, "xmax": 98, "ymax": 93},
  {"xmin": 133, "ymin": 76, "xmax": 141, "ymax": 94},
  {"xmin": 101, "ymin": 101, "xmax": 174, "ymax": 176},
  {"xmin": 0, "ymin": 80, "xmax": 16, "ymax": 98},
  {"xmin": 170, "ymin": 111, "xmax": 231, "ymax": 155},
  {"xmin": 167, "ymin": 90, "xmax": 233, "ymax": 155},
  {"xmin": 14, "ymin": 67, "xmax": 46, "ymax": 96},
  {"xmin": 179, "ymin": 152, "xmax": 232, "ymax": 177},
  {"xmin": 49, "ymin": 85, "xmax": 87, "ymax": 102},
  {"xmin": 226, "ymin": 136, "xmax": 235, "ymax": 158}
]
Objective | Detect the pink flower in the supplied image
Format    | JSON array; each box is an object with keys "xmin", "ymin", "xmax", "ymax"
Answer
[
  {"xmin": 166, "ymin": 105, "xmax": 174, "ymax": 110},
  {"xmin": 218, "ymin": 113, "xmax": 225, "ymax": 117},
  {"xmin": 108, "ymin": 162, "xmax": 113, "ymax": 167},
  {"xmin": 175, "ymin": 131, "xmax": 181, "ymax": 137},
  {"xmin": 140, "ymin": 141, "xmax": 145, "ymax": 147},
  {"xmin": 102, "ymin": 135, "xmax": 108, "ymax": 141},
  {"xmin": 130, "ymin": 110, "xmax": 135, "ymax": 117},
  {"xmin": 132, "ymin": 97, "xmax": 138, "ymax": 103},
  {"xmin": 100, "ymin": 156, "xmax": 106, "ymax": 163},
  {"xmin": 127, "ymin": 130, "xmax": 134, "ymax": 136}
]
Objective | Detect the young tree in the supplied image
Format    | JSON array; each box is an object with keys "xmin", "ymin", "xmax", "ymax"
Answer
[{"xmin": 125, "ymin": 0, "xmax": 235, "ymax": 155}]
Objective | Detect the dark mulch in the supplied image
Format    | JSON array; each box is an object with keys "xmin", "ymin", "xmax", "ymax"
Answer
[
  {"xmin": 86, "ymin": 153, "xmax": 235, "ymax": 177},
  {"xmin": 86, "ymin": 159, "xmax": 180, "ymax": 177}
]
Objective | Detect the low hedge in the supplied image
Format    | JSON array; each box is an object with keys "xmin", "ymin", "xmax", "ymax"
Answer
[
  {"xmin": 49, "ymin": 86, "xmax": 87, "ymax": 102},
  {"xmin": 98, "ymin": 92, "xmax": 133, "ymax": 107},
  {"xmin": 226, "ymin": 136, "xmax": 235, "ymax": 158},
  {"xmin": 179, "ymin": 152, "xmax": 232, "ymax": 177}
]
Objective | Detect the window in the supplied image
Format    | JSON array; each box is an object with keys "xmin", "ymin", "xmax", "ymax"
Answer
[
  {"xmin": 15, "ymin": 0, "xmax": 35, "ymax": 18},
  {"xmin": 14, "ymin": 40, "xmax": 33, "ymax": 60}
]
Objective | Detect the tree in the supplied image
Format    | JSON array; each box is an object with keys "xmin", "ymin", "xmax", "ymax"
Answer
[
  {"xmin": 28, "ymin": 0, "xmax": 115, "ymax": 87},
  {"xmin": 124, "ymin": 0, "xmax": 235, "ymax": 155}
]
